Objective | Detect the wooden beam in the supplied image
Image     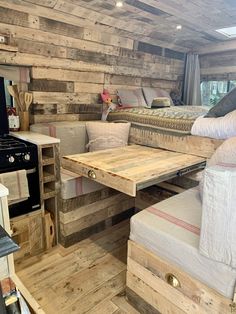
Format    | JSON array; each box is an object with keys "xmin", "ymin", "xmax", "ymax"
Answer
[{"xmin": 195, "ymin": 39, "xmax": 236, "ymax": 55}]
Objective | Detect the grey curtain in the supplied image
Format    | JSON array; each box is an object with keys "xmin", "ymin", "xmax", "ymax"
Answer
[{"xmin": 183, "ymin": 54, "xmax": 201, "ymax": 106}]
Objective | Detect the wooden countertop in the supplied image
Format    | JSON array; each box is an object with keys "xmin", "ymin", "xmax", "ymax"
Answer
[{"xmin": 11, "ymin": 131, "xmax": 60, "ymax": 146}]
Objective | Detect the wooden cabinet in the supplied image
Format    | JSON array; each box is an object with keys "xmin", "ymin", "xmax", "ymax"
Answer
[
  {"xmin": 9, "ymin": 132, "xmax": 61, "ymax": 259},
  {"xmin": 38, "ymin": 143, "xmax": 60, "ymax": 245}
]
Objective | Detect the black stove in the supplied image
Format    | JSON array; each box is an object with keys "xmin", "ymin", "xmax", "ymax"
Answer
[
  {"xmin": 0, "ymin": 135, "xmax": 38, "ymax": 173},
  {"xmin": 0, "ymin": 76, "xmax": 41, "ymax": 217}
]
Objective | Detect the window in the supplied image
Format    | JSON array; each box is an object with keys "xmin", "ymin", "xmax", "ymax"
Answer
[
  {"xmin": 201, "ymin": 80, "xmax": 236, "ymax": 106},
  {"xmin": 4, "ymin": 79, "xmax": 13, "ymax": 107}
]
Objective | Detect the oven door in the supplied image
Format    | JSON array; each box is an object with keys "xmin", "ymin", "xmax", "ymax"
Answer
[{"xmin": 8, "ymin": 167, "xmax": 41, "ymax": 218}]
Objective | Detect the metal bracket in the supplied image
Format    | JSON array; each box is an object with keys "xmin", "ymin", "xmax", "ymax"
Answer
[
  {"xmin": 230, "ymin": 302, "xmax": 236, "ymax": 312},
  {"xmin": 177, "ymin": 162, "xmax": 206, "ymax": 177}
]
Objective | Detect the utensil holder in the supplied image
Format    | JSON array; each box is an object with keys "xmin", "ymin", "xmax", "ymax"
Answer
[{"xmin": 19, "ymin": 111, "xmax": 29, "ymax": 131}]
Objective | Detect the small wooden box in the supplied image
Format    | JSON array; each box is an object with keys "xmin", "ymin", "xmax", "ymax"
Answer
[
  {"xmin": 126, "ymin": 240, "xmax": 234, "ymax": 314},
  {"xmin": 10, "ymin": 210, "xmax": 44, "ymax": 261}
]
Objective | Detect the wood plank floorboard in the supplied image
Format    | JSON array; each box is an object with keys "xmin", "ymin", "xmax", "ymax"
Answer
[{"xmin": 16, "ymin": 220, "xmax": 139, "ymax": 314}]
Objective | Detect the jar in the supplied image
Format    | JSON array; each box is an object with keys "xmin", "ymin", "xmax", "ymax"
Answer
[{"xmin": 7, "ymin": 108, "xmax": 20, "ymax": 131}]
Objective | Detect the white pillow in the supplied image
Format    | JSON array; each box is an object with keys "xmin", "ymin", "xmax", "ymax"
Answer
[
  {"xmin": 199, "ymin": 137, "xmax": 236, "ymax": 199},
  {"xmin": 86, "ymin": 122, "xmax": 131, "ymax": 152},
  {"xmin": 191, "ymin": 109, "xmax": 236, "ymax": 139}
]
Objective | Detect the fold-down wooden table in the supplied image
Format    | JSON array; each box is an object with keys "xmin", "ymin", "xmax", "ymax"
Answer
[{"xmin": 62, "ymin": 145, "xmax": 205, "ymax": 197}]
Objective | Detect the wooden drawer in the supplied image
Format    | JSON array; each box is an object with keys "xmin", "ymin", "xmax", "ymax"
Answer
[
  {"xmin": 127, "ymin": 240, "xmax": 233, "ymax": 314},
  {"xmin": 62, "ymin": 145, "xmax": 205, "ymax": 197}
]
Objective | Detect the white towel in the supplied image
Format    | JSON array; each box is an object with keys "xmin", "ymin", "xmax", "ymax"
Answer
[
  {"xmin": 199, "ymin": 166, "xmax": 236, "ymax": 268},
  {"xmin": 0, "ymin": 170, "xmax": 29, "ymax": 204}
]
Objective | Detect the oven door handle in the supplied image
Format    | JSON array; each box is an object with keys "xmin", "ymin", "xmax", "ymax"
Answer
[{"xmin": 26, "ymin": 168, "xmax": 37, "ymax": 174}]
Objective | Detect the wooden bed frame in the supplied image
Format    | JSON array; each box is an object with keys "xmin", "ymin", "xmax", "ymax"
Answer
[
  {"xmin": 129, "ymin": 124, "xmax": 223, "ymax": 158},
  {"xmin": 126, "ymin": 240, "xmax": 235, "ymax": 314}
]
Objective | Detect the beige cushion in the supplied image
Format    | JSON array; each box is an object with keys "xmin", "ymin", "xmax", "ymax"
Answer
[
  {"xmin": 30, "ymin": 122, "xmax": 88, "ymax": 157},
  {"xmin": 142, "ymin": 87, "xmax": 173, "ymax": 108},
  {"xmin": 86, "ymin": 121, "xmax": 131, "ymax": 152},
  {"xmin": 199, "ymin": 137, "xmax": 236, "ymax": 198}
]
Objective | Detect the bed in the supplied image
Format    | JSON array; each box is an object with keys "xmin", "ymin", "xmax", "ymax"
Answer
[
  {"xmin": 108, "ymin": 106, "xmax": 208, "ymax": 134},
  {"xmin": 108, "ymin": 106, "xmax": 222, "ymax": 158}
]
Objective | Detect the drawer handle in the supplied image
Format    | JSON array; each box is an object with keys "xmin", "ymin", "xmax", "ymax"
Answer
[
  {"xmin": 88, "ymin": 170, "xmax": 96, "ymax": 179},
  {"xmin": 165, "ymin": 273, "xmax": 181, "ymax": 288}
]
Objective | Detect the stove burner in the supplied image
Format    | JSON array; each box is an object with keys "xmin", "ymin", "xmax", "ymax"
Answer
[
  {"xmin": 0, "ymin": 135, "xmax": 38, "ymax": 172},
  {"xmin": 0, "ymin": 138, "xmax": 27, "ymax": 150}
]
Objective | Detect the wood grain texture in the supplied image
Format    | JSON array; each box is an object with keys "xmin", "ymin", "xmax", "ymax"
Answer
[
  {"xmin": 0, "ymin": 1, "xmax": 184, "ymax": 121},
  {"xmin": 11, "ymin": 210, "xmax": 45, "ymax": 261},
  {"xmin": 16, "ymin": 221, "xmax": 137, "ymax": 314},
  {"xmin": 3, "ymin": 0, "xmax": 234, "ymax": 120},
  {"xmin": 200, "ymin": 49, "xmax": 236, "ymax": 79},
  {"xmin": 127, "ymin": 240, "xmax": 233, "ymax": 314},
  {"xmin": 129, "ymin": 125, "xmax": 222, "ymax": 158},
  {"xmin": 62, "ymin": 145, "xmax": 205, "ymax": 196}
]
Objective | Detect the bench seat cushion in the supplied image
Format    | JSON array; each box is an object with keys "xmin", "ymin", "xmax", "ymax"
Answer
[
  {"xmin": 30, "ymin": 121, "xmax": 88, "ymax": 156},
  {"xmin": 61, "ymin": 168, "xmax": 104, "ymax": 200},
  {"xmin": 130, "ymin": 188, "xmax": 236, "ymax": 298}
]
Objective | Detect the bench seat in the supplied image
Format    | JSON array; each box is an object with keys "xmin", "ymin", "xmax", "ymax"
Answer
[{"xmin": 127, "ymin": 188, "xmax": 236, "ymax": 314}]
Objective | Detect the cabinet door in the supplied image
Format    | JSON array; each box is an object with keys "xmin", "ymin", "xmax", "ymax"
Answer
[{"xmin": 11, "ymin": 211, "xmax": 44, "ymax": 261}]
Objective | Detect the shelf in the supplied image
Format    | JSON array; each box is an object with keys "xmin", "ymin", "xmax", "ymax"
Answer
[
  {"xmin": 42, "ymin": 157, "xmax": 55, "ymax": 166},
  {"xmin": 41, "ymin": 146, "xmax": 54, "ymax": 158},
  {"xmin": 43, "ymin": 172, "xmax": 56, "ymax": 183},
  {"xmin": 43, "ymin": 189, "xmax": 57, "ymax": 200}
]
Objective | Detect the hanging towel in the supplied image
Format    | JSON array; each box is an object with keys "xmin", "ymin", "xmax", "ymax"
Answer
[
  {"xmin": 199, "ymin": 166, "xmax": 236, "ymax": 268},
  {"xmin": 0, "ymin": 170, "xmax": 29, "ymax": 204}
]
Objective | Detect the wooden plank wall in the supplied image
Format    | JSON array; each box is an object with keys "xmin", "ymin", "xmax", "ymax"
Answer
[
  {"xmin": 200, "ymin": 49, "xmax": 236, "ymax": 81},
  {"xmin": 0, "ymin": 1, "xmax": 185, "ymax": 123}
]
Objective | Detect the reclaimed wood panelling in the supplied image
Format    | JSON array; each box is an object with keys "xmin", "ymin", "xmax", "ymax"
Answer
[
  {"xmin": 127, "ymin": 240, "xmax": 232, "ymax": 314},
  {"xmin": 200, "ymin": 49, "xmax": 236, "ymax": 80},
  {"xmin": 0, "ymin": 1, "xmax": 184, "ymax": 121}
]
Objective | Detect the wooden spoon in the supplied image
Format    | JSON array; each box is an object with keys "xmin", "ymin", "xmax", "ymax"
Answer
[
  {"xmin": 19, "ymin": 91, "xmax": 26, "ymax": 111},
  {"xmin": 7, "ymin": 85, "xmax": 23, "ymax": 112},
  {"xmin": 24, "ymin": 92, "xmax": 33, "ymax": 111}
]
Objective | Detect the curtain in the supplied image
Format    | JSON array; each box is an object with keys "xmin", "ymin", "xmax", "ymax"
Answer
[
  {"xmin": 0, "ymin": 65, "xmax": 30, "ymax": 83},
  {"xmin": 183, "ymin": 54, "xmax": 201, "ymax": 106}
]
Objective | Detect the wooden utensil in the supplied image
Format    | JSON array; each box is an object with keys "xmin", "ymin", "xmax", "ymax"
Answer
[
  {"xmin": 24, "ymin": 92, "xmax": 33, "ymax": 111},
  {"xmin": 19, "ymin": 91, "xmax": 26, "ymax": 111},
  {"xmin": 7, "ymin": 85, "xmax": 23, "ymax": 112}
]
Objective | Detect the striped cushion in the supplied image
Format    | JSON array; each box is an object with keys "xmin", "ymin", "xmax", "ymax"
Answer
[
  {"xmin": 30, "ymin": 122, "xmax": 88, "ymax": 157},
  {"xmin": 86, "ymin": 121, "xmax": 131, "ymax": 152},
  {"xmin": 130, "ymin": 188, "xmax": 236, "ymax": 298}
]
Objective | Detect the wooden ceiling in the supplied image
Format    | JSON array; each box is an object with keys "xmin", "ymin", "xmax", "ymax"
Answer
[{"xmin": 7, "ymin": 0, "xmax": 236, "ymax": 52}]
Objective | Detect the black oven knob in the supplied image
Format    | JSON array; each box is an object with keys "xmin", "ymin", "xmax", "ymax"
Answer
[
  {"xmin": 24, "ymin": 153, "xmax": 30, "ymax": 161},
  {"xmin": 8, "ymin": 156, "xmax": 15, "ymax": 163}
]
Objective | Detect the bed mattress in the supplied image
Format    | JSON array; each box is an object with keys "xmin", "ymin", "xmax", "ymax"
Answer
[
  {"xmin": 108, "ymin": 106, "xmax": 207, "ymax": 134},
  {"xmin": 130, "ymin": 188, "xmax": 236, "ymax": 298}
]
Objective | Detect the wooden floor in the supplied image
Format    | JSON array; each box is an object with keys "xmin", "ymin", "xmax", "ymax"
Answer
[{"xmin": 15, "ymin": 220, "xmax": 139, "ymax": 314}]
